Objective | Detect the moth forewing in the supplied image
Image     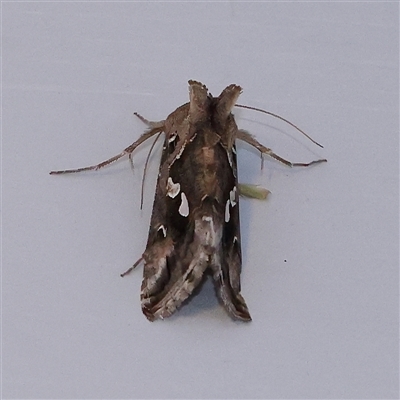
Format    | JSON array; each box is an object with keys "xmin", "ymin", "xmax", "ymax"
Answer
[{"xmin": 50, "ymin": 80, "xmax": 326, "ymax": 322}]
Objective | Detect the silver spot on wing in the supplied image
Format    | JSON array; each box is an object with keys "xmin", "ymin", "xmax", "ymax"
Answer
[
  {"xmin": 226, "ymin": 149, "xmax": 233, "ymax": 168},
  {"xmin": 166, "ymin": 177, "xmax": 180, "ymax": 198},
  {"xmin": 168, "ymin": 133, "xmax": 177, "ymax": 143},
  {"xmin": 230, "ymin": 186, "xmax": 237, "ymax": 207},
  {"xmin": 157, "ymin": 225, "xmax": 167, "ymax": 237},
  {"xmin": 179, "ymin": 192, "xmax": 189, "ymax": 217},
  {"xmin": 225, "ymin": 199, "xmax": 230, "ymax": 222}
]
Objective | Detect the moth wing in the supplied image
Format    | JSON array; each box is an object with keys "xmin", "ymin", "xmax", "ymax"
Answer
[
  {"xmin": 140, "ymin": 104, "xmax": 206, "ymax": 320},
  {"xmin": 210, "ymin": 143, "xmax": 252, "ymax": 321}
]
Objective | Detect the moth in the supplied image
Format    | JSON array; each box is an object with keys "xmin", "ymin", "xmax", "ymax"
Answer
[{"xmin": 50, "ymin": 80, "xmax": 326, "ymax": 321}]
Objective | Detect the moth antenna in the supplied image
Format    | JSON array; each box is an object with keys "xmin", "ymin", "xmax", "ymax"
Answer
[
  {"xmin": 235, "ymin": 104, "xmax": 324, "ymax": 148},
  {"xmin": 140, "ymin": 131, "xmax": 163, "ymax": 210}
]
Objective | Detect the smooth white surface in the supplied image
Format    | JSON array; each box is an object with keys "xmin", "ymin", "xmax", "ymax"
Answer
[{"xmin": 3, "ymin": 2, "xmax": 398, "ymax": 399}]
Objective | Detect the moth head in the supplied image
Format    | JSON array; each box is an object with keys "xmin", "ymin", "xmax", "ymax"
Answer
[{"xmin": 187, "ymin": 81, "xmax": 242, "ymax": 136}]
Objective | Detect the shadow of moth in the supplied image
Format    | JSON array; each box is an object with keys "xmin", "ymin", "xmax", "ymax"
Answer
[{"xmin": 50, "ymin": 80, "xmax": 326, "ymax": 321}]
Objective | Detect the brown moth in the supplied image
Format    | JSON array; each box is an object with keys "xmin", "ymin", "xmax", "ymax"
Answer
[{"xmin": 50, "ymin": 80, "xmax": 326, "ymax": 321}]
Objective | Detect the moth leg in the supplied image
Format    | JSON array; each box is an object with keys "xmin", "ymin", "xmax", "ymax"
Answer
[
  {"xmin": 237, "ymin": 129, "xmax": 327, "ymax": 167},
  {"xmin": 50, "ymin": 126, "xmax": 163, "ymax": 175},
  {"xmin": 120, "ymin": 257, "xmax": 143, "ymax": 277},
  {"xmin": 134, "ymin": 112, "xmax": 165, "ymax": 129},
  {"xmin": 238, "ymin": 183, "xmax": 270, "ymax": 200}
]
